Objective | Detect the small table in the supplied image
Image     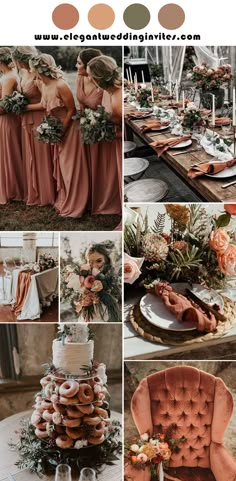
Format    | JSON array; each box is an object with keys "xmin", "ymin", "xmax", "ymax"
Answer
[{"xmin": 0, "ymin": 410, "xmax": 122, "ymax": 481}]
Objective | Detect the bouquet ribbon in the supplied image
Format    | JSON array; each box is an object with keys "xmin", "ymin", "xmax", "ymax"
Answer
[
  {"xmin": 188, "ymin": 158, "xmax": 236, "ymax": 178},
  {"xmin": 150, "ymin": 135, "xmax": 191, "ymax": 157}
]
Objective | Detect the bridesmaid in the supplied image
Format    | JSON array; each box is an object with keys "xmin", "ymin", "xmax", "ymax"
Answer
[
  {"xmin": 28, "ymin": 54, "xmax": 89, "ymax": 218},
  {"xmin": 12, "ymin": 46, "xmax": 56, "ymax": 206},
  {"xmin": 0, "ymin": 47, "xmax": 23, "ymax": 204},
  {"xmin": 76, "ymin": 48, "xmax": 103, "ymax": 201},
  {"xmin": 87, "ymin": 55, "xmax": 122, "ymax": 216}
]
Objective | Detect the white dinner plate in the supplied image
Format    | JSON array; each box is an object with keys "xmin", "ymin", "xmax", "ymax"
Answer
[
  {"xmin": 124, "ymin": 158, "xmax": 149, "ymax": 176},
  {"xmin": 124, "ymin": 140, "xmax": 136, "ymax": 154},
  {"xmin": 140, "ymin": 283, "xmax": 224, "ymax": 332},
  {"xmin": 132, "ymin": 113, "xmax": 153, "ymax": 120},
  {"xmin": 170, "ymin": 139, "xmax": 192, "ymax": 149},
  {"xmin": 205, "ymin": 162, "xmax": 236, "ymax": 179},
  {"xmin": 150, "ymin": 124, "xmax": 170, "ymax": 132}
]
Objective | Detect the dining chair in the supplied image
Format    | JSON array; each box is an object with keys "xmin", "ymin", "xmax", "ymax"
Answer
[{"xmin": 125, "ymin": 365, "xmax": 236, "ymax": 481}]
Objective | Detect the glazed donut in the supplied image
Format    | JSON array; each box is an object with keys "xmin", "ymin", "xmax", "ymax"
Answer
[
  {"xmin": 59, "ymin": 380, "xmax": 79, "ymax": 398},
  {"xmin": 35, "ymin": 427, "xmax": 49, "ymax": 439},
  {"xmin": 35, "ymin": 395, "xmax": 43, "ymax": 403},
  {"xmin": 41, "ymin": 400, "xmax": 53, "ymax": 410},
  {"xmin": 40, "ymin": 375, "xmax": 52, "ymax": 387},
  {"xmin": 62, "ymin": 417, "xmax": 81, "ymax": 428},
  {"xmin": 44, "ymin": 382, "xmax": 56, "ymax": 399},
  {"xmin": 36, "ymin": 422, "xmax": 47, "ymax": 430},
  {"xmin": 94, "ymin": 407, "xmax": 108, "ymax": 418},
  {"xmin": 51, "ymin": 394, "xmax": 60, "ymax": 404},
  {"xmin": 34, "ymin": 403, "xmax": 44, "ymax": 414},
  {"xmin": 93, "ymin": 400, "xmax": 103, "ymax": 407},
  {"xmin": 59, "ymin": 396, "xmax": 79, "ymax": 405},
  {"xmin": 56, "ymin": 434, "xmax": 74, "ymax": 449},
  {"xmin": 31, "ymin": 411, "xmax": 42, "ymax": 426},
  {"xmin": 67, "ymin": 406, "xmax": 84, "ymax": 418},
  {"xmin": 94, "ymin": 384, "xmax": 102, "ymax": 394},
  {"xmin": 92, "ymin": 422, "xmax": 105, "ymax": 437},
  {"xmin": 78, "ymin": 404, "xmax": 94, "ymax": 415},
  {"xmin": 52, "ymin": 412, "xmax": 63, "ymax": 425},
  {"xmin": 78, "ymin": 384, "xmax": 94, "ymax": 404},
  {"xmin": 83, "ymin": 416, "xmax": 101, "ymax": 426},
  {"xmin": 55, "ymin": 425, "xmax": 65, "ymax": 434},
  {"xmin": 90, "ymin": 376, "xmax": 103, "ymax": 386},
  {"xmin": 97, "ymin": 393, "xmax": 105, "ymax": 401},
  {"xmin": 88, "ymin": 434, "xmax": 105, "ymax": 445},
  {"xmin": 53, "ymin": 403, "xmax": 66, "ymax": 415},
  {"xmin": 43, "ymin": 409, "xmax": 54, "ymax": 422},
  {"xmin": 66, "ymin": 427, "xmax": 85, "ymax": 440}
]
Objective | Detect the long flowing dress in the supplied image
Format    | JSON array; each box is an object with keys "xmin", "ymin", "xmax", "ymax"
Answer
[
  {"xmin": 89, "ymin": 90, "xmax": 121, "ymax": 215},
  {"xmin": 21, "ymin": 79, "xmax": 56, "ymax": 205},
  {"xmin": 76, "ymin": 75, "xmax": 103, "ymax": 205},
  {"xmin": 0, "ymin": 73, "xmax": 24, "ymax": 204},
  {"xmin": 41, "ymin": 85, "xmax": 90, "ymax": 218}
]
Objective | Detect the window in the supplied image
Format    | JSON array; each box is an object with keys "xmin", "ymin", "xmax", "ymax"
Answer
[
  {"xmin": 36, "ymin": 233, "xmax": 59, "ymax": 247},
  {"xmin": 0, "ymin": 233, "xmax": 23, "ymax": 247}
]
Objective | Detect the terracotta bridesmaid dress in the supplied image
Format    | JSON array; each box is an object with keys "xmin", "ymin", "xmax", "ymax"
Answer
[
  {"xmin": 21, "ymin": 79, "xmax": 56, "ymax": 205},
  {"xmin": 41, "ymin": 86, "xmax": 89, "ymax": 218},
  {"xmin": 0, "ymin": 73, "xmax": 24, "ymax": 204},
  {"xmin": 89, "ymin": 90, "xmax": 121, "ymax": 215}
]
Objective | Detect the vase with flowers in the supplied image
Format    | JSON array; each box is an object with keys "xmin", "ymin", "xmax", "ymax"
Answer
[{"xmin": 191, "ymin": 63, "xmax": 232, "ymax": 109}]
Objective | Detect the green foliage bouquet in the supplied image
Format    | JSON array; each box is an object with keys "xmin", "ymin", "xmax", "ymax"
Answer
[
  {"xmin": 73, "ymin": 105, "xmax": 116, "ymax": 144},
  {"xmin": 36, "ymin": 115, "xmax": 64, "ymax": 144},
  {"xmin": 0, "ymin": 90, "xmax": 29, "ymax": 114}
]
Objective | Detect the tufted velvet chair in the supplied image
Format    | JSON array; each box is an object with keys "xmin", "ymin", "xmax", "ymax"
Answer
[{"xmin": 125, "ymin": 366, "xmax": 236, "ymax": 481}]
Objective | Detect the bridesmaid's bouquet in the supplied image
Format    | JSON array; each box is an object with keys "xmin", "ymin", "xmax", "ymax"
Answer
[
  {"xmin": 36, "ymin": 115, "xmax": 64, "ymax": 144},
  {"xmin": 0, "ymin": 90, "xmax": 29, "ymax": 114},
  {"xmin": 73, "ymin": 105, "xmax": 116, "ymax": 144}
]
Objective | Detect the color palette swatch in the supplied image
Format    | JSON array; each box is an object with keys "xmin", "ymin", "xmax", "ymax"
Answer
[{"xmin": 52, "ymin": 3, "xmax": 186, "ymax": 30}]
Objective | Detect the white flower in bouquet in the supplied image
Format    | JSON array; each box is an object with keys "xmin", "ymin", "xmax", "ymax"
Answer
[
  {"xmin": 80, "ymin": 117, "xmax": 86, "ymax": 125},
  {"xmin": 41, "ymin": 122, "xmax": 49, "ymax": 129},
  {"xmin": 36, "ymin": 126, "xmax": 43, "ymax": 134},
  {"xmin": 171, "ymin": 123, "xmax": 183, "ymax": 136},
  {"xmin": 34, "ymin": 263, "xmax": 40, "ymax": 273},
  {"xmin": 96, "ymin": 363, "xmax": 107, "ymax": 385},
  {"xmin": 186, "ymin": 102, "xmax": 197, "ymax": 111},
  {"xmin": 150, "ymin": 438, "xmax": 160, "ymax": 446},
  {"xmin": 66, "ymin": 272, "xmax": 81, "ymax": 291},
  {"xmin": 130, "ymin": 444, "xmax": 140, "ymax": 453},
  {"xmin": 74, "ymin": 439, "xmax": 88, "ymax": 449},
  {"xmin": 124, "ymin": 206, "xmax": 139, "ymax": 226},
  {"xmin": 140, "ymin": 433, "xmax": 149, "ymax": 441}
]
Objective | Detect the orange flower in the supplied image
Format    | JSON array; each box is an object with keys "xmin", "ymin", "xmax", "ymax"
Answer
[
  {"xmin": 161, "ymin": 449, "xmax": 171, "ymax": 460},
  {"xmin": 165, "ymin": 204, "xmax": 190, "ymax": 229},
  {"xmin": 172, "ymin": 241, "xmax": 189, "ymax": 253},
  {"xmin": 217, "ymin": 245, "xmax": 236, "ymax": 276},
  {"xmin": 224, "ymin": 204, "xmax": 236, "ymax": 215},
  {"xmin": 131, "ymin": 456, "xmax": 138, "ymax": 463},
  {"xmin": 209, "ymin": 228, "xmax": 230, "ymax": 253}
]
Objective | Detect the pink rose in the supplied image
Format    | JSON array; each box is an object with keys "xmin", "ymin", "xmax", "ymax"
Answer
[
  {"xmin": 91, "ymin": 280, "xmax": 103, "ymax": 292},
  {"xmin": 124, "ymin": 253, "xmax": 144, "ymax": 284},
  {"xmin": 217, "ymin": 245, "xmax": 236, "ymax": 276},
  {"xmin": 224, "ymin": 204, "xmax": 236, "ymax": 215},
  {"xmin": 137, "ymin": 453, "xmax": 148, "ymax": 463},
  {"xmin": 84, "ymin": 276, "xmax": 95, "ymax": 289},
  {"xmin": 209, "ymin": 228, "xmax": 230, "ymax": 252}
]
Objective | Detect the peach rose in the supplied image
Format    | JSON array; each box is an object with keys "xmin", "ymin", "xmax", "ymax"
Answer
[
  {"xmin": 224, "ymin": 204, "xmax": 236, "ymax": 215},
  {"xmin": 124, "ymin": 253, "xmax": 144, "ymax": 284},
  {"xmin": 161, "ymin": 449, "xmax": 171, "ymax": 460},
  {"xmin": 159, "ymin": 443, "xmax": 169, "ymax": 450},
  {"xmin": 137, "ymin": 453, "xmax": 148, "ymax": 463},
  {"xmin": 90, "ymin": 280, "xmax": 103, "ymax": 293},
  {"xmin": 217, "ymin": 245, "xmax": 236, "ymax": 276},
  {"xmin": 84, "ymin": 276, "xmax": 95, "ymax": 289},
  {"xmin": 209, "ymin": 228, "xmax": 230, "ymax": 252}
]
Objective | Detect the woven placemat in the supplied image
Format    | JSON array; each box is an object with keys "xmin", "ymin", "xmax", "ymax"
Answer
[{"xmin": 130, "ymin": 296, "xmax": 236, "ymax": 346}]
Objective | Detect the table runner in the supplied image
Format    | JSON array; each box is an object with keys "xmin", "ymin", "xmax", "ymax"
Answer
[{"xmin": 12, "ymin": 271, "xmax": 32, "ymax": 316}]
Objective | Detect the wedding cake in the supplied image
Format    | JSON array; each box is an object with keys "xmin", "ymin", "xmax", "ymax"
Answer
[{"xmin": 31, "ymin": 324, "xmax": 110, "ymax": 449}]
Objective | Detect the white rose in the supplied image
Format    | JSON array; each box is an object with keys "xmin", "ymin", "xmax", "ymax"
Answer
[
  {"xmin": 66, "ymin": 273, "xmax": 81, "ymax": 291},
  {"xmin": 150, "ymin": 439, "xmax": 159, "ymax": 446},
  {"xmin": 41, "ymin": 122, "xmax": 49, "ymax": 128},
  {"xmin": 80, "ymin": 118, "xmax": 86, "ymax": 125},
  {"xmin": 140, "ymin": 433, "xmax": 149, "ymax": 441},
  {"xmin": 74, "ymin": 439, "xmax": 88, "ymax": 449},
  {"xmin": 36, "ymin": 126, "xmax": 43, "ymax": 134},
  {"xmin": 96, "ymin": 364, "xmax": 107, "ymax": 385},
  {"xmin": 130, "ymin": 444, "xmax": 140, "ymax": 453}
]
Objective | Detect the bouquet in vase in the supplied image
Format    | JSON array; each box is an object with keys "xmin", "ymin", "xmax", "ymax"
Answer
[
  {"xmin": 34, "ymin": 254, "xmax": 56, "ymax": 272},
  {"xmin": 73, "ymin": 105, "xmax": 116, "ymax": 144},
  {"xmin": 191, "ymin": 63, "xmax": 232, "ymax": 91},
  {"xmin": 0, "ymin": 90, "xmax": 29, "ymax": 114},
  {"xmin": 36, "ymin": 115, "xmax": 64, "ymax": 144}
]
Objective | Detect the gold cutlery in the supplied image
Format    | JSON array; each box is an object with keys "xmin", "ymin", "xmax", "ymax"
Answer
[{"xmin": 221, "ymin": 179, "xmax": 236, "ymax": 189}]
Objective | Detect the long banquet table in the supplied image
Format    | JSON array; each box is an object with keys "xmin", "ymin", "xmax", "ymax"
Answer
[{"xmin": 125, "ymin": 103, "xmax": 236, "ymax": 202}]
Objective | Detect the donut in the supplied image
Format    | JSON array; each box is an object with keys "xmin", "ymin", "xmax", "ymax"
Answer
[
  {"xmin": 92, "ymin": 422, "xmax": 105, "ymax": 437},
  {"xmin": 52, "ymin": 412, "xmax": 63, "ymax": 425},
  {"xmin": 41, "ymin": 400, "xmax": 53, "ymax": 410},
  {"xmin": 34, "ymin": 403, "xmax": 44, "ymax": 414},
  {"xmin": 94, "ymin": 384, "xmax": 102, "ymax": 394},
  {"xmin": 53, "ymin": 403, "xmax": 66, "ymax": 415},
  {"xmin": 88, "ymin": 434, "xmax": 105, "ymax": 445},
  {"xmin": 56, "ymin": 434, "xmax": 74, "ymax": 449},
  {"xmin": 59, "ymin": 396, "xmax": 79, "ymax": 405},
  {"xmin": 90, "ymin": 376, "xmax": 103, "ymax": 386},
  {"xmin": 93, "ymin": 400, "xmax": 103, "ymax": 407},
  {"xmin": 35, "ymin": 395, "xmax": 43, "ymax": 403},
  {"xmin": 66, "ymin": 427, "xmax": 85, "ymax": 440},
  {"xmin": 67, "ymin": 406, "xmax": 84, "ymax": 418},
  {"xmin": 36, "ymin": 422, "xmax": 47, "ymax": 430},
  {"xmin": 44, "ymin": 382, "xmax": 56, "ymax": 399},
  {"xmin": 83, "ymin": 416, "xmax": 101, "ymax": 426},
  {"xmin": 35, "ymin": 427, "xmax": 49, "ymax": 439},
  {"xmin": 78, "ymin": 384, "xmax": 94, "ymax": 404},
  {"xmin": 94, "ymin": 407, "xmax": 108, "ymax": 418},
  {"xmin": 40, "ymin": 375, "xmax": 52, "ymax": 387},
  {"xmin": 31, "ymin": 411, "xmax": 42, "ymax": 426},
  {"xmin": 78, "ymin": 404, "xmax": 94, "ymax": 415},
  {"xmin": 42, "ymin": 410, "xmax": 54, "ymax": 422},
  {"xmin": 59, "ymin": 380, "xmax": 79, "ymax": 398},
  {"xmin": 55, "ymin": 425, "xmax": 65, "ymax": 434},
  {"xmin": 62, "ymin": 417, "xmax": 81, "ymax": 428}
]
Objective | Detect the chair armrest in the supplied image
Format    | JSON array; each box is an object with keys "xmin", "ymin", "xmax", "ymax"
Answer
[
  {"xmin": 210, "ymin": 443, "xmax": 236, "ymax": 481},
  {"xmin": 124, "ymin": 464, "xmax": 151, "ymax": 481}
]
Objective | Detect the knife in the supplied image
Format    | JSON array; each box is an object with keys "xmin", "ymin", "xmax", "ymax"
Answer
[
  {"xmin": 171, "ymin": 148, "xmax": 202, "ymax": 156},
  {"xmin": 221, "ymin": 179, "xmax": 236, "ymax": 189}
]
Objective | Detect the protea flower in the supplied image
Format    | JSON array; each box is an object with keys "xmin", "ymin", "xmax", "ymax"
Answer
[{"xmin": 142, "ymin": 233, "xmax": 168, "ymax": 262}]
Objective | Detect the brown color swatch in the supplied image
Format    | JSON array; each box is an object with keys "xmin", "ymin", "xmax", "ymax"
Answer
[
  {"xmin": 88, "ymin": 3, "xmax": 115, "ymax": 30},
  {"xmin": 52, "ymin": 3, "xmax": 79, "ymax": 30},
  {"xmin": 158, "ymin": 3, "xmax": 185, "ymax": 30},
  {"xmin": 123, "ymin": 3, "xmax": 150, "ymax": 30}
]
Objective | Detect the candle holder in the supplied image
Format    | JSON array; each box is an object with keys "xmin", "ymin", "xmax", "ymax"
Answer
[{"xmin": 233, "ymin": 125, "xmax": 236, "ymax": 156}]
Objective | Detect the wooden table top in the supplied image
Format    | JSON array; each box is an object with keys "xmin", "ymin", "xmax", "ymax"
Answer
[
  {"xmin": 0, "ymin": 410, "xmax": 122, "ymax": 481},
  {"xmin": 124, "ymin": 102, "xmax": 236, "ymax": 202}
]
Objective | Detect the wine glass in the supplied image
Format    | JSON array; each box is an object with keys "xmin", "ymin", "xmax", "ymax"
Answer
[
  {"xmin": 221, "ymin": 120, "xmax": 232, "ymax": 140},
  {"xmin": 78, "ymin": 467, "xmax": 96, "ymax": 481},
  {"xmin": 55, "ymin": 464, "xmax": 72, "ymax": 481}
]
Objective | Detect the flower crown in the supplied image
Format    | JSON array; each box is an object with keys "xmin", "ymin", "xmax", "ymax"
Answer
[
  {"xmin": 11, "ymin": 49, "xmax": 35, "ymax": 65},
  {"xmin": 30, "ymin": 56, "xmax": 63, "ymax": 79}
]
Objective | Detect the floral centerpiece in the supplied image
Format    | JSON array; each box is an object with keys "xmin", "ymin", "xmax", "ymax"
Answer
[
  {"xmin": 73, "ymin": 105, "xmax": 116, "ymax": 144},
  {"xmin": 125, "ymin": 430, "xmax": 185, "ymax": 481},
  {"xmin": 36, "ymin": 115, "xmax": 64, "ymax": 144},
  {"xmin": 34, "ymin": 254, "xmax": 56, "ymax": 273},
  {"xmin": 182, "ymin": 102, "xmax": 209, "ymax": 129},
  {"xmin": 190, "ymin": 63, "xmax": 232, "ymax": 109},
  {"xmin": 136, "ymin": 88, "xmax": 152, "ymax": 108},
  {"xmin": 124, "ymin": 204, "xmax": 236, "ymax": 289},
  {"xmin": 0, "ymin": 90, "xmax": 29, "ymax": 114}
]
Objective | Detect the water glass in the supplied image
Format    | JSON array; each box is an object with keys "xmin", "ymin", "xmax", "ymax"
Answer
[
  {"xmin": 55, "ymin": 464, "xmax": 72, "ymax": 481},
  {"xmin": 78, "ymin": 467, "xmax": 96, "ymax": 481},
  {"xmin": 221, "ymin": 120, "xmax": 232, "ymax": 139}
]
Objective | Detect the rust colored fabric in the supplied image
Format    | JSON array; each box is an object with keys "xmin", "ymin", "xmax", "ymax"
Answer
[
  {"xmin": 188, "ymin": 158, "xmax": 236, "ymax": 179},
  {"xmin": 12, "ymin": 271, "xmax": 32, "ymax": 316},
  {"xmin": 140, "ymin": 120, "xmax": 170, "ymax": 132},
  {"xmin": 150, "ymin": 135, "xmax": 191, "ymax": 157}
]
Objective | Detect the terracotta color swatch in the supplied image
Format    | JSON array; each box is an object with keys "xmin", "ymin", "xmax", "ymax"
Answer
[
  {"xmin": 88, "ymin": 3, "xmax": 115, "ymax": 30},
  {"xmin": 123, "ymin": 3, "xmax": 150, "ymax": 30},
  {"xmin": 52, "ymin": 3, "xmax": 79, "ymax": 30},
  {"xmin": 158, "ymin": 3, "xmax": 185, "ymax": 29}
]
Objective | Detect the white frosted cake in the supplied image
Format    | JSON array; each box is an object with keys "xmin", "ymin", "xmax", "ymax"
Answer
[{"xmin": 52, "ymin": 339, "xmax": 94, "ymax": 376}]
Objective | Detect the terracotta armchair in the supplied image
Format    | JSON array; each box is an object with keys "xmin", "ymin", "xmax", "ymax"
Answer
[{"xmin": 125, "ymin": 366, "xmax": 236, "ymax": 481}]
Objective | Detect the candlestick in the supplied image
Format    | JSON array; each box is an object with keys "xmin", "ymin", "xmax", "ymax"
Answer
[
  {"xmin": 234, "ymin": 126, "xmax": 236, "ymax": 156},
  {"xmin": 168, "ymin": 74, "xmax": 172, "ymax": 96},
  {"xmin": 134, "ymin": 73, "xmax": 138, "ymax": 93},
  {"xmin": 141, "ymin": 70, "xmax": 145, "ymax": 85},
  {"xmin": 126, "ymin": 69, "xmax": 130, "ymax": 84},
  {"xmin": 175, "ymin": 80, "xmax": 179, "ymax": 102},
  {"xmin": 151, "ymin": 83, "xmax": 154, "ymax": 103},
  {"xmin": 233, "ymin": 88, "xmax": 236, "ymax": 126},
  {"xmin": 182, "ymin": 90, "xmax": 185, "ymax": 110},
  {"xmin": 129, "ymin": 67, "xmax": 133, "ymax": 84},
  {"xmin": 211, "ymin": 94, "xmax": 215, "ymax": 127}
]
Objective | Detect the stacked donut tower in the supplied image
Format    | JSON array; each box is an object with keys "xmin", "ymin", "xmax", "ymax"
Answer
[{"xmin": 31, "ymin": 325, "xmax": 110, "ymax": 449}]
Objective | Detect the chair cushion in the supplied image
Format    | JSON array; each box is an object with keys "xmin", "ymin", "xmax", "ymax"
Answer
[{"xmin": 165, "ymin": 467, "xmax": 216, "ymax": 481}]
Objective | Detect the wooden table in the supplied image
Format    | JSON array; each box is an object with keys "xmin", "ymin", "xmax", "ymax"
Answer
[
  {"xmin": 125, "ymin": 103, "xmax": 236, "ymax": 202},
  {"xmin": 0, "ymin": 411, "xmax": 122, "ymax": 481},
  {"xmin": 124, "ymin": 287, "xmax": 236, "ymax": 360}
]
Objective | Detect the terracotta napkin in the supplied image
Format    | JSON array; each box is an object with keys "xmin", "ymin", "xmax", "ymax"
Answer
[
  {"xmin": 126, "ymin": 111, "xmax": 151, "ymax": 120},
  {"xmin": 150, "ymin": 135, "xmax": 191, "ymax": 157},
  {"xmin": 140, "ymin": 120, "xmax": 170, "ymax": 132},
  {"xmin": 214, "ymin": 117, "xmax": 231, "ymax": 126},
  {"xmin": 188, "ymin": 158, "xmax": 236, "ymax": 178}
]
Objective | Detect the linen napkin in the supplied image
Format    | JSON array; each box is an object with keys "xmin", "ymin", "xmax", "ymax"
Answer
[
  {"xmin": 188, "ymin": 158, "xmax": 236, "ymax": 178},
  {"xmin": 200, "ymin": 134, "xmax": 233, "ymax": 161},
  {"xmin": 140, "ymin": 120, "xmax": 170, "ymax": 132},
  {"xmin": 126, "ymin": 111, "xmax": 152, "ymax": 120},
  {"xmin": 150, "ymin": 135, "xmax": 191, "ymax": 157}
]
